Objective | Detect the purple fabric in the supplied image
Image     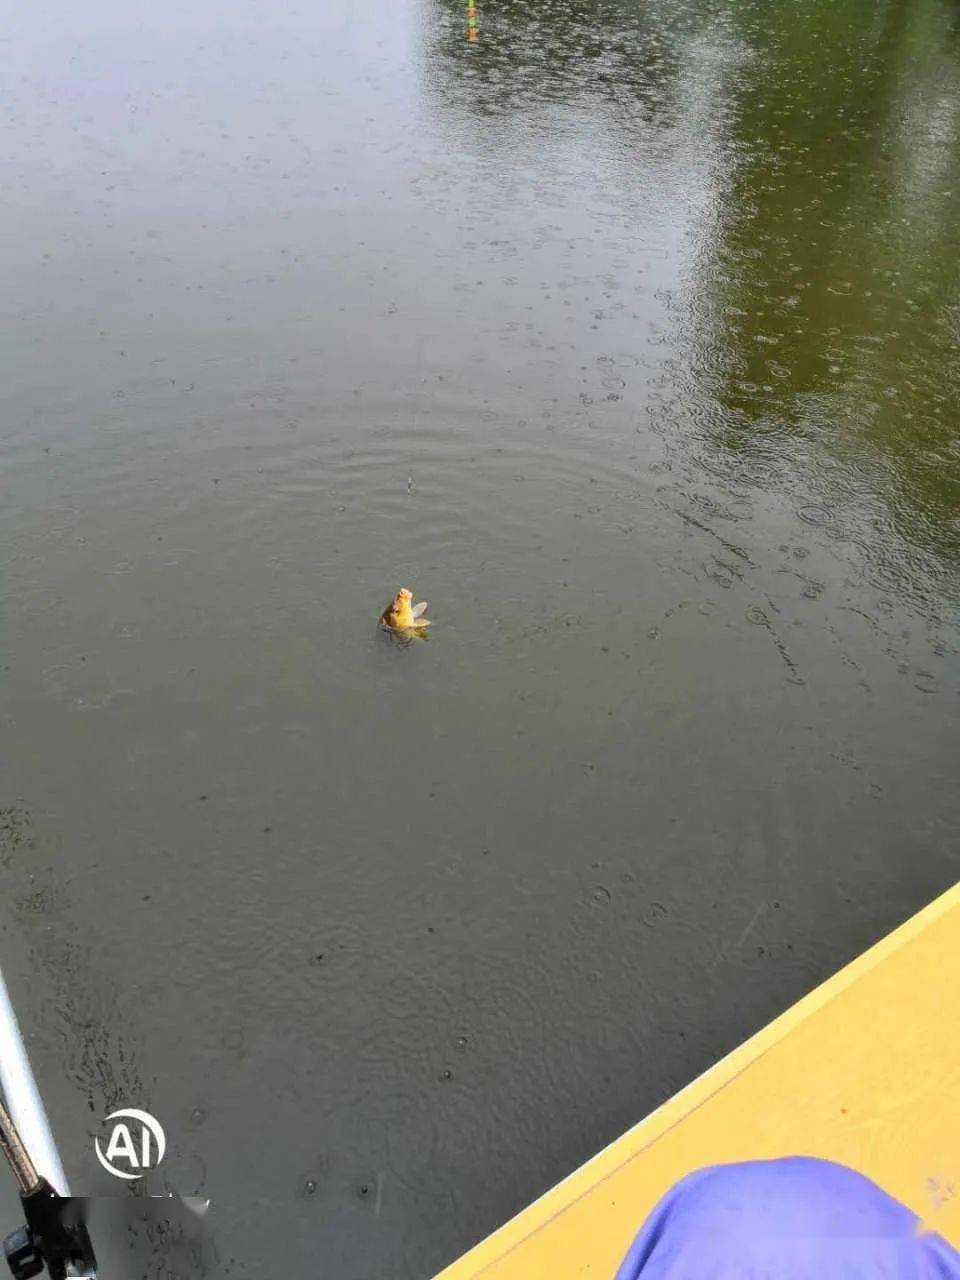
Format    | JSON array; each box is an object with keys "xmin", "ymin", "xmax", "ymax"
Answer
[{"xmin": 614, "ymin": 1157, "xmax": 960, "ymax": 1279}]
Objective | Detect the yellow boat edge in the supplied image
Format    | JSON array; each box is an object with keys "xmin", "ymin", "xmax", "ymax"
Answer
[{"xmin": 436, "ymin": 880, "xmax": 960, "ymax": 1279}]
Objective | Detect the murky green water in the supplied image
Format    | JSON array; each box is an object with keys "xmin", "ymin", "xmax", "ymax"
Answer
[{"xmin": 1, "ymin": 0, "xmax": 958, "ymax": 1274}]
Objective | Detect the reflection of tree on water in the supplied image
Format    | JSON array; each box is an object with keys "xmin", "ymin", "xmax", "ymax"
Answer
[
  {"xmin": 422, "ymin": 0, "xmax": 695, "ymax": 125},
  {"xmin": 688, "ymin": 0, "xmax": 960, "ymax": 572},
  {"xmin": 420, "ymin": 0, "xmax": 959, "ymax": 583},
  {"xmin": 421, "ymin": 0, "xmax": 959, "ymax": 576}
]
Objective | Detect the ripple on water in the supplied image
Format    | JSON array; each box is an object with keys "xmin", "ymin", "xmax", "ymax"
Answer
[
  {"xmin": 253, "ymin": 412, "xmax": 656, "ymax": 563},
  {"xmin": 797, "ymin": 503, "xmax": 833, "ymax": 526}
]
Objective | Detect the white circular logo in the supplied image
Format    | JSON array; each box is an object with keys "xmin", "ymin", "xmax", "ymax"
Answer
[{"xmin": 95, "ymin": 1108, "xmax": 166, "ymax": 1180}]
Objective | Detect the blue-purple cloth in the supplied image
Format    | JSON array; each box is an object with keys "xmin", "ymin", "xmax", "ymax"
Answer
[{"xmin": 614, "ymin": 1157, "xmax": 960, "ymax": 1278}]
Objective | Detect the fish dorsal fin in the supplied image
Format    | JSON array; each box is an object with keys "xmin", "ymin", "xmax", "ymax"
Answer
[{"xmin": 412, "ymin": 601, "xmax": 428, "ymax": 619}]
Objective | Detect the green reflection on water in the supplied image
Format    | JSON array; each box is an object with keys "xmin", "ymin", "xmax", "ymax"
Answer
[
  {"xmin": 427, "ymin": 0, "xmax": 960, "ymax": 591},
  {"xmin": 695, "ymin": 0, "xmax": 960, "ymax": 573}
]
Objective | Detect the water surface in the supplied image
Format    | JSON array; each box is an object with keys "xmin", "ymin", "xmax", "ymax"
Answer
[{"xmin": 1, "ymin": 0, "xmax": 958, "ymax": 1275}]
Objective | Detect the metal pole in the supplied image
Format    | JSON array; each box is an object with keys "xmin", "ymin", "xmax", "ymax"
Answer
[
  {"xmin": 0, "ymin": 1096, "xmax": 39, "ymax": 1194},
  {"xmin": 0, "ymin": 968, "xmax": 69, "ymax": 1195}
]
